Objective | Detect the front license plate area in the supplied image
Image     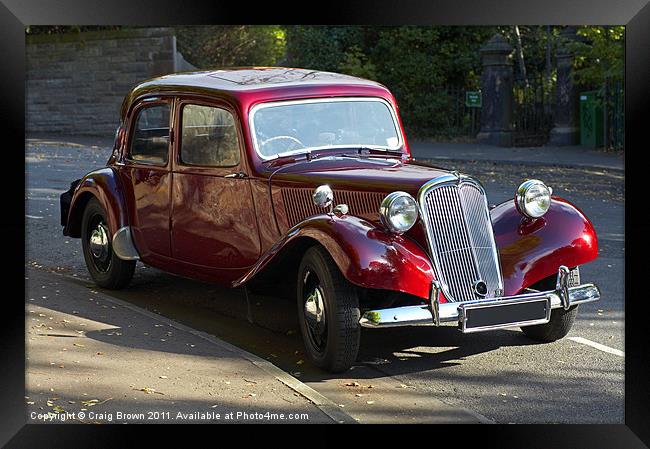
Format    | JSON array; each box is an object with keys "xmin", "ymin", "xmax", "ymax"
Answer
[{"xmin": 459, "ymin": 296, "xmax": 551, "ymax": 333}]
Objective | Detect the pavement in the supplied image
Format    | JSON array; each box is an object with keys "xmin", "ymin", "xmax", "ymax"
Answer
[
  {"xmin": 26, "ymin": 267, "xmax": 355, "ymax": 424},
  {"xmin": 25, "ymin": 134, "xmax": 624, "ymax": 424},
  {"xmin": 409, "ymin": 140, "xmax": 624, "ymax": 172}
]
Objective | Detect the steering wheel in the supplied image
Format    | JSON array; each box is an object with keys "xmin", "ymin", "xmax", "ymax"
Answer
[{"xmin": 260, "ymin": 135, "xmax": 305, "ymax": 153}]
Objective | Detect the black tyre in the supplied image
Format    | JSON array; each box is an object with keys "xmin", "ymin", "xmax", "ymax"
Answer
[
  {"xmin": 81, "ymin": 198, "xmax": 136, "ymax": 289},
  {"xmin": 521, "ymin": 274, "xmax": 578, "ymax": 342},
  {"xmin": 296, "ymin": 245, "xmax": 361, "ymax": 373}
]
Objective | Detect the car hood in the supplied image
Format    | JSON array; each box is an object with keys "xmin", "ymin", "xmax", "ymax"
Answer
[{"xmin": 268, "ymin": 155, "xmax": 452, "ymax": 196}]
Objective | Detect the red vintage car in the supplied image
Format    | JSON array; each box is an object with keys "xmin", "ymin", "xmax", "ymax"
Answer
[{"xmin": 60, "ymin": 68, "xmax": 600, "ymax": 372}]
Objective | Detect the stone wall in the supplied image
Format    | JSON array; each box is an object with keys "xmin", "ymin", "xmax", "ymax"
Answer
[{"xmin": 26, "ymin": 27, "xmax": 194, "ymax": 136}]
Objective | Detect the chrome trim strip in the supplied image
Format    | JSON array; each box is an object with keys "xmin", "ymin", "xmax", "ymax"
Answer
[
  {"xmin": 248, "ymin": 97, "xmax": 405, "ymax": 160},
  {"xmin": 358, "ymin": 283, "xmax": 600, "ymax": 329},
  {"xmin": 112, "ymin": 226, "xmax": 140, "ymax": 261},
  {"xmin": 557, "ymin": 265, "xmax": 571, "ymax": 310},
  {"xmin": 429, "ymin": 280, "xmax": 441, "ymax": 326},
  {"xmin": 417, "ymin": 174, "xmax": 504, "ymax": 303}
]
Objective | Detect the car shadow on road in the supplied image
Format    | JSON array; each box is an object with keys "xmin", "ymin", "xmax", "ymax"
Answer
[{"xmin": 30, "ymin": 267, "xmax": 546, "ymax": 384}]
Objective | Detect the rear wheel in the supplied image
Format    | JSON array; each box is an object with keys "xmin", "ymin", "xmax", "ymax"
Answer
[
  {"xmin": 521, "ymin": 273, "xmax": 577, "ymax": 342},
  {"xmin": 296, "ymin": 246, "xmax": 360, "ymax": 373},
  {"xmin": 81, "ymin": 198, "xmax": 135, "ymax": 289}
]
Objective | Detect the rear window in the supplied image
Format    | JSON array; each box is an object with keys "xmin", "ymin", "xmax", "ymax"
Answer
[{"xmin": 129, "ymin": 103, "xmax": 170, "ymax": 165}]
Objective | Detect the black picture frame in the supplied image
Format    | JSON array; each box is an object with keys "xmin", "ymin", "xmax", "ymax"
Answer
[{"xmin": 4, "ymin": 1, "xmax": 647, "ymax": 446}]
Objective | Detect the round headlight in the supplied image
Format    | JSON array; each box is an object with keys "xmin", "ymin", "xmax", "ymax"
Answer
[
  {"xmin": 516, "ymin": 179, "xmax": 552, "ymax": 218},
  {"xmin": 380, "ymin": 192, "xmax": 419, "ymax": 234}
]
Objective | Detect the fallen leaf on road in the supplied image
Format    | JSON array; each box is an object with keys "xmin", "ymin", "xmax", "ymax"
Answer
[
  {"xmin": 366, "ymin": 401, "xmax": 375, "ymax": 405},
  {"xmin": 159, "ymin": 376, "xmax": 168, "ymax": 379},
  {"xmin": 355, "ymin": 393, "xmax": 364, "ymax": 397},
  {"xmin": 296, "ymin": 360, "xmax": 304, "ymax": 365},
  {"xmin": 81, "ymin": 399, "xmax": 99, "ymax": 407},
  {"xmin": 73, "ymin": 343, "xmax": 85, "ymax": 347},
  {"xmin": 345, "ymin": 382, "xmax": 360, "ymax": 387},
  {"xmin": 53, "ymin": 406, "xmax": 64, "ymax": 413},
  {"xmin": 135, "ymin": 387, "xmax": 164, "ymax": 395}
]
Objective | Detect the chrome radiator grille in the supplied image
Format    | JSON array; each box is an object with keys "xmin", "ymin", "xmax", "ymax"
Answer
[{"xmin": 419, "ymin": 176, "xmax": 503, "ymax": 302}]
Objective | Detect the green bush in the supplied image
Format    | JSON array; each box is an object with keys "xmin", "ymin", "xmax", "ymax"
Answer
[
  {"xmin": 284, "ymin": 26, "xmax": 493, "ymax": 137},
  {"xmin": 175, "ymin": 25, "xmax": 286, "ymax": 69}
]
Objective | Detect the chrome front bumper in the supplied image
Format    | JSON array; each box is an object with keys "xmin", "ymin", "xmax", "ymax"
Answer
[{"xmin": 359, "ymin": 266, "xmax": 600, "ymax": 333}]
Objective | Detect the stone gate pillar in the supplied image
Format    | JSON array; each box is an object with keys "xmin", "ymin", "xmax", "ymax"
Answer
[
  {"xmin": 477, "ymin": 34, "xmax": 514, "ymax": 147},
  {"xmin": 549, "ymin": 26, "xmax": 580, "ymax": 145}
]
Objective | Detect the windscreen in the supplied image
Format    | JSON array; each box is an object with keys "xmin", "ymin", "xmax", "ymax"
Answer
[{"xmin": 251, "ymin": 98, "xmax": 402, "ymax": 158}]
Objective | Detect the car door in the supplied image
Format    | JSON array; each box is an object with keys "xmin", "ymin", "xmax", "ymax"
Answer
[
  {"xmin": 121, "ymin": 97, "xmax": 173, "ymax": 259},
  {"xmin": 170, "ymin": 98, "xmax": 261, "ymax": 269}
]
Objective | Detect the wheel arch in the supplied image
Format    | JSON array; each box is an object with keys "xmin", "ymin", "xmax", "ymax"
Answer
[
  {"xmin": 492, "ymin": 196, "xmax": 598, "ymax": 296},
  {"xmin": 63, "ymin": 168, "xmax": 129, "ymax": 239},
  {"xmin": 234, "ymin": 214, "xmax": 435, "ymax": 300},
  {"xmin": 65, "ymin": 190, "xmax": 96, "ymax": 238}
]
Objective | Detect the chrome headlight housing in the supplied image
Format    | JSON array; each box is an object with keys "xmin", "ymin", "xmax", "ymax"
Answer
[
  {"xmin": 515, "ymin": 179, "xmax": 552, "ymax": 218},
  {"xmin": 380, "ymin": 191, "xmax": 419, "ymax": 234}
]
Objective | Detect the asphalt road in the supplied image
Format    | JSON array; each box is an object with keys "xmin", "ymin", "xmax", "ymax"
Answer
[{"xmin": 26, "ymin": 138, "xmax": 624, "ymax": 423}]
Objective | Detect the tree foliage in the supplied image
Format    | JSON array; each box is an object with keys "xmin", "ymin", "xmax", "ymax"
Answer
[
  {"xmin": 174, "ymin": 26, "xmax": 285, "ymax": 68},
  {"xmin": 571, "ymin": 26, "xmax": 624, "ymax": 87},
  {"xmin": 285, "ymin": 26, "xmax": 494, "ymax": 137}
]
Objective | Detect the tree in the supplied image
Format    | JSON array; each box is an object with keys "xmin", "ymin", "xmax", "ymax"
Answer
[
  {"xmin": 570, "ymin": 26, "xmax": 624, "ymax": 88},
  {"xmin": 174, "ymin": 26, "xmax": 286, "ymax": 68}
]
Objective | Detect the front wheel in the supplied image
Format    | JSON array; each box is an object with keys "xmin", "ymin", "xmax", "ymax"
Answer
[
  {"xmin": 521, "ymin": 273, "xmax": 578, "ymax": 342},
  {"xmin": 296, "ymin": 246, "xmax": 360, "ymax": 373},
  {"xmin": 81, "ymin": 198, "xmax": 136, "ymax": 289}
]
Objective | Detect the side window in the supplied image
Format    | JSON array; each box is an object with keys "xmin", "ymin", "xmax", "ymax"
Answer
[
  {"xmin": 180, "ymin": 104, "xmax": 240, "ymax": 167},
  {"xmin": 129, "ymin": 103, "xmax": 170, "ymax": 165}
]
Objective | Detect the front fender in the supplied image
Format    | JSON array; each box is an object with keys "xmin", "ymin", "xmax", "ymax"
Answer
[
  {"xmin": 235, "ymin": 214, "xmax": 435, "ymax": 300},
  {"xmin": 492, "ymin": 196, "xmax": 598, "ymax": 295},
  {"xmin": 63, "ymin": 167, "xmax": 129, "ymax": 238}
]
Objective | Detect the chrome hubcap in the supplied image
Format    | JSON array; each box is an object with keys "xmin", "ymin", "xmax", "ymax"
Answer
[
  {"xmin": 305, "ymin": 287, "xmax": 326, "ymax": 332},
  {"xmin": 303, "ymin": 272, "xmax": 327, "ymax": 352},
  {"xmin": 89, "ymin": 223, "xmax": 110, "ymax": 263}
]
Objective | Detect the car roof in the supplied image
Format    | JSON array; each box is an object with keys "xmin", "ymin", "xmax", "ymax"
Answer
[{"xmin": 120, "ymin": 67, "xmax": 391, "ymax": 118}]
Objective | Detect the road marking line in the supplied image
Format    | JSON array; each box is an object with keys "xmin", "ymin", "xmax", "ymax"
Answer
[
  {"xmin": 568, "ymin": 336, "xmax": 624, "ymax": 357},
  {"xmin": 600, "ymin": 233, "xmax": 625, "ymax": 242}
]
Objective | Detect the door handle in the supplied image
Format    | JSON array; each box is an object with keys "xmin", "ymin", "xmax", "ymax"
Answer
[{"xmin": 224, "ymin": 172, "xmax": 247, "ymax": 179}]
